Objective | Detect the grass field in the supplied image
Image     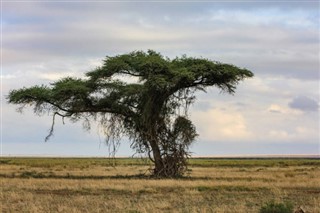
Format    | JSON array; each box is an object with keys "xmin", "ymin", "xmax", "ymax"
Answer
[{"xmin": 1, "ymin": 157, "xmax": 319, "ymax": 212}]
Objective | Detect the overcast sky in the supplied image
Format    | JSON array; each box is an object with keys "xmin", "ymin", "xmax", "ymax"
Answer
[{"xmin": 1, "ymin": 1, "xmax": 319, "ymax": 157}]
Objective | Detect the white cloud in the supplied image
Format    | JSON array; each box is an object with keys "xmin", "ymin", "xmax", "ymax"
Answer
[
  {"xmin": 249, "ymin": 103, "xmax": 318, "ymax": 143},
  {"xmin": 207, "ymin": 9, "xmax": 317, "ymax": 28},
  {"xmin": 1, "ymin": 74, "xmax": 16, "ymax": 79},
  {"xmin": 268, "ymin": 104, "xmax": 285, "ymax": 113},
  {"xmin": 192, "ymin": 108, "xmax": 253, "ymax": 142},
  {"xmin": 36, "ymin": 72, "xmax": 77, "ymax": 81},
  {"xmin": 267, "ymin": 104, "xmax": 303, "ymax": 115},
  {"xmin": 267, "ymin": 125, "xmax": 319, "ymax": 143},
  {"xmin": 2, "ymin": 1, "xmax": 319, "ymax": 156},
  {"xmin": 269, "ymin": 130, "xmax": 289, "ymax": 140},
  {"xmin": 3, "ymin": 2, "xmax": 318, "ymax": 79}
]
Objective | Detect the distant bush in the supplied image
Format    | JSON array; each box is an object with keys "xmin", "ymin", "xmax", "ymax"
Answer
[
  {"xmin": 20, "ymin": 171, "xmax": 45, "ymax": 178},
  {"xmin": 0, "ymin": 159, "xmax": 11, "ymax": 164},
  {"xmin": 196, "ymin": 186, "xmax": 211, "ymax": 192},
  {"xmin": 20, "ymin": 170, "xmax": 54, "ymax": 178},
  {"xmin": 260, "ymin": 201, "xmax": 293, "ymax": 213}
]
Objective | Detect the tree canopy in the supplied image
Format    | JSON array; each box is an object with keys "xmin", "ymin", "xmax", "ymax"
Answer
[{"xmin": 8, "ymin": 50, "xmax": 253, "ymax": 177}]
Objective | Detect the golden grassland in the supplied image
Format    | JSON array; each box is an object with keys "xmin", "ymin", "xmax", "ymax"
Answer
[{"xmin": 0, "ymin": 158, "xmax": 319, "ymax": 213}]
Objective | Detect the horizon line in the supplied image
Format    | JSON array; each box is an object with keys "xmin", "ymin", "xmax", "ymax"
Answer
[{"xmin": 1, "ymin": 154, "xmax": 319, "ymax": 159}]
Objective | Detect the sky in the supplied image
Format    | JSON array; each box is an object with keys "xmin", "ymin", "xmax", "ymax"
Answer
[{"xmin": 1, "ymin": 0, "xmax": 319, "ymax": 157}]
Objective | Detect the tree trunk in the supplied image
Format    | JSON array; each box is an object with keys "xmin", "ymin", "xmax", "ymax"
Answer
[{"xmin": 149, "ymin": 138, "xmax": 164, "ymax": 176}]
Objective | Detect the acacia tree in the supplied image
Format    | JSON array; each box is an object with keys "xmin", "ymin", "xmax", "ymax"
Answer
[{"xmin": 8, "ymin": 50, "xmax": 253, "ymax": 177}]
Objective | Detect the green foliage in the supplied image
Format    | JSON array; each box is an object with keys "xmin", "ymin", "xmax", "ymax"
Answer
[
  {"xmin": 1, "ymin": 157, "xmax": 318, "ymax": 168},
  {"xmin": 7, "ymin": 50, "xmax": 253, "ymax": 177},
  {"xmin": 20, "ymin": 170, "xmax": 48, "ymax": 178},
  {"xmin": 196, "ymin": 186, "xmax": 211, "ymax": 192},
  {"xmin": 188, "ymin": 158, "xmax": 320, "ymax": 168},
  {"xmin": 260, "ymin": 201, "xmax": 294, "ymax": 213}
]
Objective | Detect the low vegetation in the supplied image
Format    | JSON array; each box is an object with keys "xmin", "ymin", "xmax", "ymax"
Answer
[
  {"xmin": 1, "ymin": 157, "xmax": 319, "ymax": 212},
  {"xmin": 259, "ymin": 200, "xmax": 293, "ymax": 213}
]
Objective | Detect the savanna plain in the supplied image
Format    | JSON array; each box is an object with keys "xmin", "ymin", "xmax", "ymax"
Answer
[{"xmin": 1, "ymin": 157, "xmax": 319, "ymax": 213}]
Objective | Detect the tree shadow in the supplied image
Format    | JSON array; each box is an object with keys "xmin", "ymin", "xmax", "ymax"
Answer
[{"xmin": 1, "ymin": 172, "xmax": 212, "ymax": 180}]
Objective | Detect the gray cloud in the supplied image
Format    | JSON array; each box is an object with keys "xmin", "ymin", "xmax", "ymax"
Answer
[
  {"xmin": 2, "ymin": 1, "xmax": 319, "ymax": 156},
  {"xmin": 3, "ymin": 1, "xmax": 319, "ymax": 80},
  {"xmin": 289, "ymin": 96, "xmax": 319, "ymax": 112}
]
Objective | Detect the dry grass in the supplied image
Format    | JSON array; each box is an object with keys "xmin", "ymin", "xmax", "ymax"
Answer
[{"xmin": 1, "ymin": 158, "xmax": 319, "ymax": 213}]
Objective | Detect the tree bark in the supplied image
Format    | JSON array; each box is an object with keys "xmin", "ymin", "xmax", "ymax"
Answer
[{"xmin": 149, "ymin": 138, "xmax": 163, "ymax": 176}]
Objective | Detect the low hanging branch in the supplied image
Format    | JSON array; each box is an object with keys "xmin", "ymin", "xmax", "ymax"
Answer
[
  {"xmin": 45, "ymin": 111, "xmax": 71, "ymax": 142},
  {"xmin": 7, "ymin": 50, "xmax": 253, "ymax": 178}
]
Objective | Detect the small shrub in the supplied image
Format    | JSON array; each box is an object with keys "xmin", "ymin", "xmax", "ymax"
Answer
[
  {"xmin": 19, "ymin": 171, "xmax": 54, "ymax": 178},
  {"xmin": 0, "ymin": 159, "xmax": 11, "ymax": 164},
  {"xmin": 20, "ymin": 171, "xmax": 45, "ymax": 178},
  {"xmin": 196, "ymin": 186, "xmax": 211, "ymax": 192},
  {"xmin": 284, "ymin": 172, "xmax": 295, "ymax": 178},
  {"xmin": 260, "ymin": 201, "xmax": 293, "ymax": 213}
]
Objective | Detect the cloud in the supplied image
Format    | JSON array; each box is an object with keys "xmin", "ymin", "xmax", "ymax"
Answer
[
  {"xmin": 267, "ymin": 125, "xmax": 319, "ymax": 143},
  {"xmin": 289, "ymin": 96, "xmax": 319, "ymax": 112},
  {"xmin": 3, "ymin": 1, "xmax": 319, "ymax": 80},
  {"xmin": 2, "ymin": 1, "xmax": 319, "ymax": 156},
  {"xmin": 268, "ymin": 104, "xmax": 284, "ymax": 113},
  {"xmin": 267, "ymin": 104, "xmax": 303, "ymax": 115},
  {"xmin": 205, "ymin": 8, "xmax": 317, "ymax": 29},
  {"xmin": 1, "ymin": 74, "xmax": 16, "ymax": 79},
  {"xmin": 192, "ymin": 108, "xmax": 253, "ymax": 142}
]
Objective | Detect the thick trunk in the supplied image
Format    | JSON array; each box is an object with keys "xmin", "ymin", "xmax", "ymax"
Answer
[
  {"xmin": 148, "ymin": 138, "xmax": 187, "ymax": 177},
  {"xmin": 144, "ymin": 94, "xmax": 186, "ymax": 177},
  {"xmin": 149, "ymin": 138, "xmax": 163, "ymax": 175},
  {"xmin": 145, "ymin": 94, "xmax": 165, "ymax": 176}
]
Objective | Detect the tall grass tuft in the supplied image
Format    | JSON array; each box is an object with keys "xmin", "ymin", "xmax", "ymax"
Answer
[{"xmin": 259, "ymin": 200, "xmax": 293, "ymax": 213}]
